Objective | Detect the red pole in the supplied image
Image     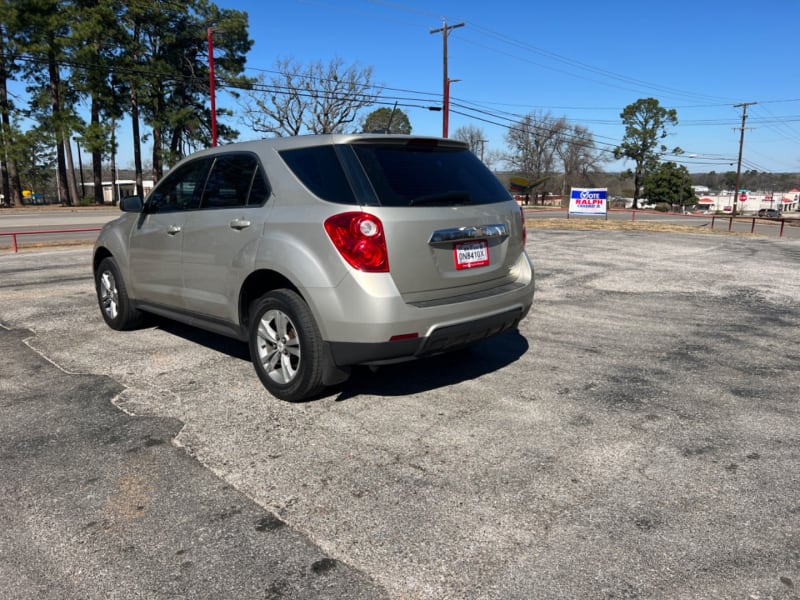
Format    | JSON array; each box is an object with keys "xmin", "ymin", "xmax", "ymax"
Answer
[
  {"xmin": 443, "ymin": 79, "xmax": 450, "ymax": 138},
  {"xmin": 208, "ymin": 27, "xmax": 217, "ymax": 147}
]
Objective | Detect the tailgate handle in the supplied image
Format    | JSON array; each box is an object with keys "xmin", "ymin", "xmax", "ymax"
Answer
[{"xmin": 429, "ymin": 224, "xmax": 508, "ymax": 244}]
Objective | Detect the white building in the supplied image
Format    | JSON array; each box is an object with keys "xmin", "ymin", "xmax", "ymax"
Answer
[{"xmin": 695, "ymin": 190, "xmax": 798, "ymax": 214}]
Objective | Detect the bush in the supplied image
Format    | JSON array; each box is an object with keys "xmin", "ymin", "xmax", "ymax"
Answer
[{"xmin": 654, "ymin": 202, "xmax": 671, "ymax": 212}]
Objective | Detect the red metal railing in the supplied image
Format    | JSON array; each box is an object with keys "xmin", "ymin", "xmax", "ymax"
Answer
[{"xmin": 0, "ymin": 227, "xmax": 102, "ymax": 253}]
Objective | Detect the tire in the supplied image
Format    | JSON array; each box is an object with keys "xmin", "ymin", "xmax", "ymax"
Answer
[
  {"xmin": 248, "ymin": 289, "xmax": 325, "ymax": 402},
  {"xmin": 95, "ymin": 257, "xmax": 143, "ymax": 330}
]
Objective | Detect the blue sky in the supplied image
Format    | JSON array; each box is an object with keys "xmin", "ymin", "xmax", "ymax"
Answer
[
  {"xmin": 32, "ymin": 0, "xmax": 780, "ymax": 174},
  {"xmin": 214, "ymin": 0, "xmax": 799, "ymax": 174}
]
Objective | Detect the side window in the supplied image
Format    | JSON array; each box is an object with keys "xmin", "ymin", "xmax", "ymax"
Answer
[
  {"xmin": 201, "ymin": 153, "xmax": 270, "ymax": 209},
  {"xmin": 248, "ymin": 169, "xmax": 270, "ymax": 206},
  {"xmin": 279, "ymin": 146, "xmax": 355, "ymax": 204},
  {"xmin": 147, "ymin": 158, "xmax": 212, "ymax": 213}
]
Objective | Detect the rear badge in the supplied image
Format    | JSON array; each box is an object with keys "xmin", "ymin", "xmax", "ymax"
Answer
[{"xmin": 454, "ymin": 240, "xmax": 490, "ymax": 269}]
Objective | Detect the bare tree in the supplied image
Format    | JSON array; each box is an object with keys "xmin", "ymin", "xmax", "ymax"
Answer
[
  {"xmin": 453, "ymin": 124, "xmax": 494, "ymax": 163},
  {"xmin": 504, "ymin": 111, "xmax": 567, "ymax": 198},
  {"xmin": 557, "ymin": 124, "xmax": 605, "ymax": 194},
  {"xmin": 240, "ymin": 57, "xmax": 380, "ymax": 136}
]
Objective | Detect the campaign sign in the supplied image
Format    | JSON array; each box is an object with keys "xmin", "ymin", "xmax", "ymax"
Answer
[{"xmin": 569, "ymin": 188, "xmax": 608, "ymax": 215}]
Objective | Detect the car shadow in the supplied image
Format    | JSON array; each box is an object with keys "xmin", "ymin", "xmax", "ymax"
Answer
[
  {"xmin": 151, "ymin": 317, "xmax": 252, "ymax": 362},
  {"xmin": 151, "ymin": 317, "xmax": 529, "ymax": 402},
  {"xmin": 330, "ymin": 330, "xmax": 530, "ymax": 401}
]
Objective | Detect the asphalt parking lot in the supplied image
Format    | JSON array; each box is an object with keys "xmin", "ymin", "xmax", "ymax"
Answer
[{"xmin": 1, "ymin": 230, "xmax": 799, "ymax": 599}]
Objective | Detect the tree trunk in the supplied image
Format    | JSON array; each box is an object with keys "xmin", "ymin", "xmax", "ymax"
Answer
[
  {"xmin": 0, "ymin": 26, "xmax": 21, "ymax": 206},
  {"xmin": 48, "ymin": 51, "xmax": 71, "ymax": 206},
  {"xmin": 110, "ymin": 121, "xmax": 118, "ymax": 205},
  {"xmin": 152, "ymin": 126, "xmax": 162, "ymax": 182},
  {"xmin": 131, "ymin": 89, "xmax": 144, "ymax": 196},
  {"xmin": 632, "ymin": 167, "xmax": 642, "ymax": 210},
  {"xmin": 63, "ymin": 133, "xmax": 80, "ymax": 205},
  {"xmin": 90, "ymin": 96, "xmax": 104, "ymax": 204}
]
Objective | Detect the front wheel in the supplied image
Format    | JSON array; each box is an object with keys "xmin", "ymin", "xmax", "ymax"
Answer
[
  {"xmin": 248, "ymin": 290, "xmax": 325, "ymax": 402},
  {"xmin": 95, "ymin": 256, "xmax": 143, "ymax": 330}
]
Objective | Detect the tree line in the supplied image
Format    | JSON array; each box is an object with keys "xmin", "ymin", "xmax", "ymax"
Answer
[
  {"xmin": 0, "ymin": 0, "xmax": 251, "ymax": 206},
  {"xmin": 3, "ymin": 0, "xmax": 771, "ymax": 210}
]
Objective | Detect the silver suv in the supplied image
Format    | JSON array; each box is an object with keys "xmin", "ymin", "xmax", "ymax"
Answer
[{"xmin": 93, "ymin": 134, "xmax": 534, "ymax": 401}]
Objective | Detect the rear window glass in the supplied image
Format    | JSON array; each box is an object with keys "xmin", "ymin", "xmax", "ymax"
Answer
[
  {"xmin": 279, "ymin": 146, "xmax": 356, "ymax": 204},
  {"xmin": 351, "ymin": 143, "xmax": 511, "ymax": 207}
]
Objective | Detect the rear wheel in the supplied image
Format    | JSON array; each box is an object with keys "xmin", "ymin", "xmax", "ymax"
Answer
[
  {"xmin": 248, "ymin": 289, "xmax": 325, "ymax": 402},
  {"xmin": 95, "ymin": 257, "xmax": 143, "ymax": 330}
]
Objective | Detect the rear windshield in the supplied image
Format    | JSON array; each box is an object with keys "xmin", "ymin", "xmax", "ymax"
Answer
[
  {"xmin": 279, "ymin": 141, "xmax": 511, "ymax": 207},
  {"xmin": 351, "ymin": 143, "xmax": 511, "ymax": 207}
]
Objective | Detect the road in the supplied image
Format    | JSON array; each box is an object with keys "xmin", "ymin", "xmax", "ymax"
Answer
[
  {"xmin": 1, "ymin": 231, "xmax": 798, "ymax": 599},
  {"xmin": 0, "ymin": 208, "xmax": 119, "ymax": 248}
]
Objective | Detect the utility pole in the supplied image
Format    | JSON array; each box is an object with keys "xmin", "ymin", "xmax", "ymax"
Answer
[
  {"xmin": 478, "ymin": 138, "xmax": 488, "ymax": 162},
  {"xmin": 430, "ymin": 19, "xmax": 464, "ymax": 138},
  {"xmin": 731, "ymin": 101, "xmax": 756, "ymax": 216}
]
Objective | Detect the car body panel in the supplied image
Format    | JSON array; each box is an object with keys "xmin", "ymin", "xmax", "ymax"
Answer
[
  {"xmin": 127, "ymin": 211, "xmax": 187, "ymax": 309},
  {"xmin": 181, "ymin": 205, "xmax": 268, "ymax": 321}
]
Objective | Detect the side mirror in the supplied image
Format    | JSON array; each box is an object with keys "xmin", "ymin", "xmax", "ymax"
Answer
[{"xmin": 120, "ymin": 195, "xmax": 143, "ymax": 213}]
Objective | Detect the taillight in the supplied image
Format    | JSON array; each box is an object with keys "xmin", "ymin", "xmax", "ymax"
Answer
[
  {"xmin": 324, "ymin": 212, "xmax": 389, "ymax": 272},
  {"xmin": 519, "ymin": 205, "xmax": 527, "ymax": 246}
]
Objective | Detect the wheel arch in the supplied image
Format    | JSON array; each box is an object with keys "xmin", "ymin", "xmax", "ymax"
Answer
[
  {"xmin": 93, "ymin": 246, "xmax": 114, "ymax": 274},
  {"xmin": 239, "ymin": 269, "xmax": 302, "ymax": 334}
]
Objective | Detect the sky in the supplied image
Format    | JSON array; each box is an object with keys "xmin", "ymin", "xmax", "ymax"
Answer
[{"xmin": 122, "ymin": 0, "xmax": 800, "ymax": 173}]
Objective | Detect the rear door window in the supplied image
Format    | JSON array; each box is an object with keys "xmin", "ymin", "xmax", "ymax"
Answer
[
  {"xmin": 200, "ymin": 153, "xmax": 270, "ymax": 209},
  {"xmin": 351, "ymin": 142, "xmax": 511, "ymax": 207}
]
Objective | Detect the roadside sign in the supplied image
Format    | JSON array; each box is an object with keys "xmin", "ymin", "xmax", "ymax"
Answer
[{"xmin": 569, "ymin": 188, "xmax": 608, "ymax": 216}]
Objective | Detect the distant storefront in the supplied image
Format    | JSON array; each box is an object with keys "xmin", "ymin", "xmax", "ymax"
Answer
[{"xmin": 83, "ymin": 179, "xmax": 154, "ymax": 203}]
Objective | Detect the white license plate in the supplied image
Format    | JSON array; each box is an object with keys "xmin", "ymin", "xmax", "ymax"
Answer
[{"xmin": 454, "ymin": 240, "xmax": 490, "ymax": 270}]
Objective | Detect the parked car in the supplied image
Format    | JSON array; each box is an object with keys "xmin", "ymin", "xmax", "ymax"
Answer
[
  {"xmin": 93, "ymin": 135, "xmax": 535, "ymax": 401},
  {"xmin": 758, "ymin": 208, "xmax": 782, "ymax": 218}
]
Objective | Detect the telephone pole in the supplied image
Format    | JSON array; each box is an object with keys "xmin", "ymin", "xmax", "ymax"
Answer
[
  {"xmin": 430, "ymin": 19, "xmax": 464, "ymax": 138},
  {"xmin": 478, "ymin": 138, "xmax": 488, "ymax": 162},
  {"xmin": 731, "ymin": 101, "xmax": 756, "ymax": 216}
]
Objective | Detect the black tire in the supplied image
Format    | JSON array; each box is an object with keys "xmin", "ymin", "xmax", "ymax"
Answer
[
  {"xmin": 248, "ymin": 289, "xmax": 325, "ymax": 402},
  {"xmin": 95, "ymin": 256, "xmax": 143, "ymax": 330}
]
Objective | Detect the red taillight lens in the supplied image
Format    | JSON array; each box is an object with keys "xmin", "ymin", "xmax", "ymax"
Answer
[
  {"xmin": 324, "ymin": 212, "xmax": 389, "ymax": 272},
  {"xmin": 519, "ymin": 205, "xmax": 527, "ymax": 246}
]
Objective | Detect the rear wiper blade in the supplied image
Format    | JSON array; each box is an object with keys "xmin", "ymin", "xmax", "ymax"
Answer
[{"xmin": 408, "ymin": 191, "xmax": 472, "ymax": 206}]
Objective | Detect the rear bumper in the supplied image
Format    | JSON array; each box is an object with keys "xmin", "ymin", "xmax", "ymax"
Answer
[
  {"xmin": 304, "ymin": 251, "xmax": 534, "ymax": 366},
  {"xmin": 328, "ymin": 305, "xmax": 529, "ymax": 366}
]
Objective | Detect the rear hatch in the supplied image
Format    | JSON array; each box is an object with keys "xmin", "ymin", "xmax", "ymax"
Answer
[{"xmin": 348, "ymin": 138, "xmax": 525, "ymax": 303}]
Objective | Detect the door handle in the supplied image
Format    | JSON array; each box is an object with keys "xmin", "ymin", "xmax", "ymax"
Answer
[
  {"xmin": 167, "ymin": 225, "xmax": 182, "ymax": 235},
  {"xmin": 229, "ymin": 218, "xmax": 252, "ymax": 230}
]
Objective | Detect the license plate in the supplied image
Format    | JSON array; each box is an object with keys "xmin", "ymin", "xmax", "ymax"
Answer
[{"xmin": 454, "ymin": 240, "xmax": 490, "ymax": 270}]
